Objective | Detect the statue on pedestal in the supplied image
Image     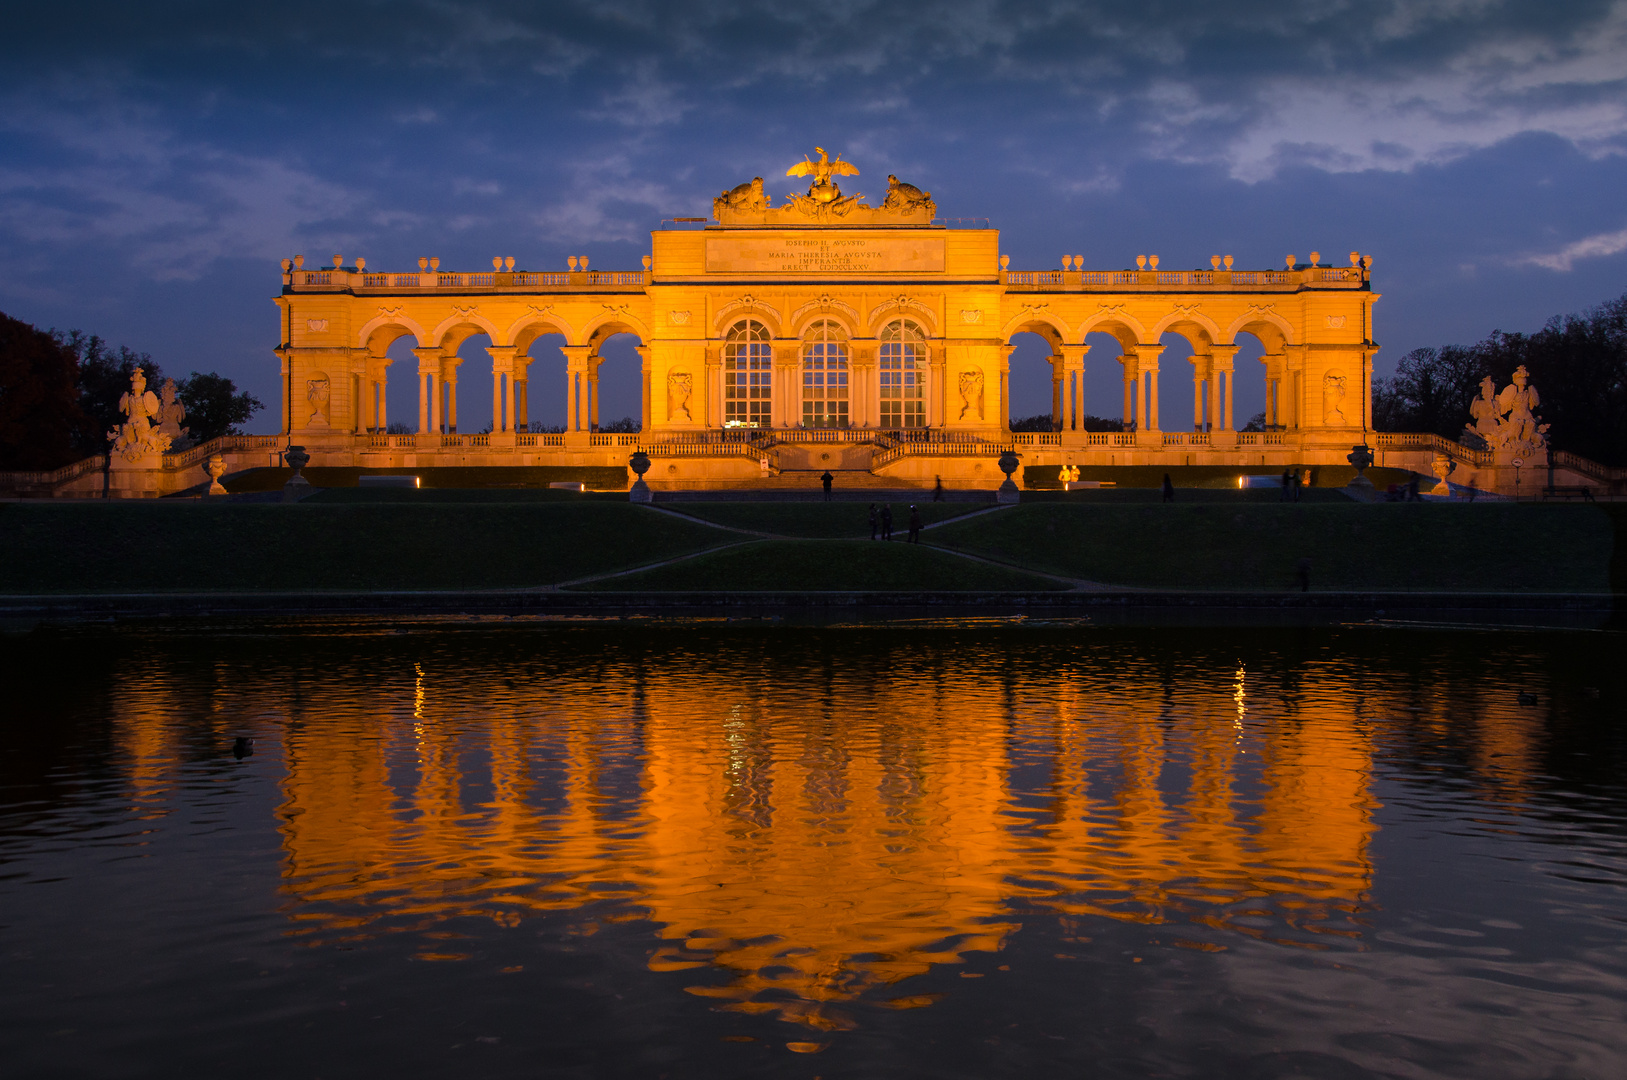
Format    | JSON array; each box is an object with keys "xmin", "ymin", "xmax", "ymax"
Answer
[
  {"xmin": 1463, "ymin": 366, "xmax": 1549, "ymax": 462},
  {"xmin": 108, "ymin": 368, "xmax": 173, "ymax": 462}
]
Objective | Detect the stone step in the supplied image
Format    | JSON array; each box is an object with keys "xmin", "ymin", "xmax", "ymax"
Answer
[{"xmin": 653, "ymin": 488, "xmax": 996, "ymax": 503}]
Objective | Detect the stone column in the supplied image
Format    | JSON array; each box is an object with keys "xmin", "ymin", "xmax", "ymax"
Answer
[
  {"xmin": 1059, "ymin": 344, "xmax": 1089, "ymax": 431},
  {"xmin": 769, "ymin": 343, "xmax": 797, "ymax": 428},
  {"xmin": 485, "ymin": 346, "xmax": 521, "ymax": 434},
  {"xmin": 1050, "ymin": 354, "xmax": 1064, "ymax": 429},
  {"xmin": 1284, "ymin": 345, "xmax": 1306, "ymax": 430},
  {"xmin": 588, "ymin": 357, "xmax": 601, "ymax": 431},
  {"xmin": 1135, "ymin": 345, "xmax": 1164, "ymax": 432},
  {"xmin": 929, "ymin": 346, "xmax": 946, "ymax": 428},
  {"xmin": 1190, "ymin": 353, "xmax": 1208, "ymax": 431},
  {"xmin": 1208, "ymin": 344, "xmax": 1238, "ymax": 431},
  {"xmin": 704, "ymin": 344, "xmax": 722, "ymax": 429},
  {"xmin": 444, "ymin": 357, "xmax": 461, "ymax": 433},
  {"xmin": 849, "ymin": 344, "xmax": 874, "ymax": 428},
  {"xmin": 557, "ymin": 346, "xmax": 591, "ymax": 432},
  {"xmin": 635, "ymin": 345, "xmax": 652, "ymax": 433},
  {"xmin": 1118, "ymin": 351, "xmax": 1139, "ymax": 427},
  {"xmin": 999, "ymin": 344, "xmax": 1015, "ymax": 432}
]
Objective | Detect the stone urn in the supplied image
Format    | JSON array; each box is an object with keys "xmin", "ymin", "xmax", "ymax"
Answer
[
  {"xmin": 205, "ymin": 453, "xmax": 228, "ymax": 496},
  {"xmin": 282, "ymin": 444, "xmax": 312, "ymax": 502},
  {"xmin": 628, "ymin": 449, "xmax": 653, "ymax": 504},
  {"xmin": 996, "ymin": 449, "xmax": 1021, "ymax": 505},
  {"xmin": 1345, "ymin": 443, "xmax": 1376, "ymax": 500}
]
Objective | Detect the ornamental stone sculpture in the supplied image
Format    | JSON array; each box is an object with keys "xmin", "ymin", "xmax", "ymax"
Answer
[
  {"xmin": 108, "ymin": 368, "xmax": 173, "ymax": 462},
  {"xmin": 155, "ymin": 378, "xmax": 189, "ymax": 446},
  {"xmin": 1462, "ymin": 366, "xmax": 1549, "ymax": 461},
  {"xmin": 667, "ymin": 370, "xmax": 693, "ymax": 422}
]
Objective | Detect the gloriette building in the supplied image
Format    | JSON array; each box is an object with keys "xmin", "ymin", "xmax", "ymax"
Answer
[{"xmin": 264, "ymin": 148, "xmax": 1382, "ymax": 488}]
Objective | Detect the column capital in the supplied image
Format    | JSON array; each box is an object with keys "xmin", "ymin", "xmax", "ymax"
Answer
[
  {"xmin": 412, "ymin": 346, "xmax": 446, "ymax": 372},
  {"xmin": 1209, "ymin": 343, "xmax": 1241, "ymax": 360},
  {"xmin": 557, "ymin": 345, "xmax": 592, "ymax": 372},
  {"xmin": 1058, "ymin": 344, "xmax": 1090, "ymax": 367}
]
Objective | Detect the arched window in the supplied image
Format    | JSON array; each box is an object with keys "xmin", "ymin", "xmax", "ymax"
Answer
[
  {"xmin": 879, "ymin": 319, "xmax": 927, "ymax": 428},
  {"xmin": 800, "ymin": 320, "xmax": 848, "ymax": 428},
  {"xmin": 724, "ymin": 319, "xmax": 772, "ymax": 427}
]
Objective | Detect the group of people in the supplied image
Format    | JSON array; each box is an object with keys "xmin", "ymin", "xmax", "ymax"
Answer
[{"xmin": 869, "ymin": 503, "xmax": 924, "ymax": 543}]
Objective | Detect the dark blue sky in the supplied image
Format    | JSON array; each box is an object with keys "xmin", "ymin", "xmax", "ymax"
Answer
[{"xmin": 3, "ymin": 1, "xmax": 1625, "ymax": 432}]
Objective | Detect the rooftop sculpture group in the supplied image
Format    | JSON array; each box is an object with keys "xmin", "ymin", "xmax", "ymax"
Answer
[{"xmin": 713, "ymin": 147, "xmax": 936, "ymax": 225}]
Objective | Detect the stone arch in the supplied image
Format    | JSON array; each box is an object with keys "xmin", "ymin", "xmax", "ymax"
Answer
[
  {"xmin": 357, "ymin": 316, "xmax": 428, "ymax": 352},
  {"xmin": 789, "ymin": 297, "xmax": 862, "ymax": 339},
  {"xmin": 429, "ymin": 311, "xmax": 503, "ymax": 350},
  {"xmin": 507, "ymin": 311, "xmax": 575, "ymax": 354},
  {"xmin": 868, "ymin": 298, "xmax": 937, "ymax": 337},
  {"xmin": 584, "ymin": 316, "xmax": 647, "ymax": 354},
  {"xmin": 1149, "ymin": 309, "xmax": 1223, "ymax": 347},
  {"xmin": 1223, "ymin": 310, "xmax": 1295, "ymax": 350},
  {"xmin": 583, "ymin": 308, "xmax": 651, "ymax": 350},
  {"xmin": 1075, "ymin": 311, "xmax": 1147, "ymax": 352},
  {"xmin": 999, "ymin": 313, "xmax": 1068, "ymax": 351},
  {"xmin": 713, "ymin": 298, "xmax": 782, "ymax": 338}
]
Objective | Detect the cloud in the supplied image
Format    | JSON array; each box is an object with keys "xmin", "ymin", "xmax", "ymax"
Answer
[
  {"xmin": 0, "ymin": 89, "xmax": 364, "ymax": 279},
  {"xmin": 1516, "ymin": 227, "xmax": 1627, "ymax": 270}
]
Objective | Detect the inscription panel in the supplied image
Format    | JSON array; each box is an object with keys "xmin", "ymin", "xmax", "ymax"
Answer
[{"xmin": 706, "ymin": 235, "xmax": 946, "ymax": 274}]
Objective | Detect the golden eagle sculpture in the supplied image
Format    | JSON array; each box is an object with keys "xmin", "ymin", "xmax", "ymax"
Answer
[{"xmin": 787, "ymin": 147, "xmax": 860, "ymax": 204}]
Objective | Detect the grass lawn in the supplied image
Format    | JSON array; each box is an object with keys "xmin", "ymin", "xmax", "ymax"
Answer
[
  {"xmin": 224, "ymin": 465, "xmax": 630, "ymax": 493},
  {"xmin": 574, "ymin": 539, "xmax": 1068, "ymax": 592},
  {"xmin": 928, "ymin": 503, "xmax": 1619, "ymax": 592},
  {"xmin": 0, "ymin": 502, "xmax": 730, "ymax": 593},
  {"xmin": 657, "ymin": 501, "xmax": 985, "ymax": 537}
]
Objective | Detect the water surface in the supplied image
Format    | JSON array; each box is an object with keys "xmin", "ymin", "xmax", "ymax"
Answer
[{"xmin": 3, "ymin": 619, "xmax": 1625, "ymax": 1078}]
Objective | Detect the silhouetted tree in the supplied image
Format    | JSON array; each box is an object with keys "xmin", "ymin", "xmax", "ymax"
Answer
[
  {"xmin": 1373, "ymin": 291, "xmax": 1627, "ymax": 465},
  {"xmin": 67, "ymin": 332, "xmax": 164, "ymax": 455},
  {"xmin": 177, "ymin": 372, "xmax": 263, "ymax": 443},
  {"xmin": 0, "ymin": 312, "xmax": 86, "ymax": 470}
]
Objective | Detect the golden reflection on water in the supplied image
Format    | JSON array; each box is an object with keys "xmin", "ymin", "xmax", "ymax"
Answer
[{"xmin": 108, "ymin": 639, "xmax": 1390, "ymax": 1035}]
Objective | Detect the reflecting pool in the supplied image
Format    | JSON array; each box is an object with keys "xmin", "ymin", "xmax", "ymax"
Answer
[{"xmin": 3, "ymin": 619, "xmax": 1625, "ymax": 1078}]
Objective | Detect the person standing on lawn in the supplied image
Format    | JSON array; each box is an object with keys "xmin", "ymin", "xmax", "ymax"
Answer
[
  {"xmin": 1162, "ymin": 473, "xmax": 1175, "ymax": 502},
  {"xmin": 881, "ymin": 503, "xmax": 894, "ymax": 541},
  {"xmin": 908, "ymin": 505, "xmax": 923, "ymax": 543},
  {"xmin": 933, "ymin": 476, "xmax": 945, "ymax": 502},
  {"xmin": 821, "ymin": 470, "xmax": 833, "ymax": 501}
]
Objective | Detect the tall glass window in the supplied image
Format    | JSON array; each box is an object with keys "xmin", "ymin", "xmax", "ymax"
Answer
[
  {"xmin": 724, "ymin": 319, "xmax": 773, "ymax": 427},
  {"xmin": 878, "ymin": 319, "xmax": 927, "ymax": 429},
  {"xmin": 800, "ymin": 321, "xmax": 849, "ymax": 428}
]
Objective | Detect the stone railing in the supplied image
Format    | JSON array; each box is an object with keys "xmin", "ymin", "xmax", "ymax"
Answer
[
  {"xmin": 1551, "ymin": 450, "xmax": 1627, "ymax": 482},
  {"xmin": 0, "ymin": 454, "xmax": 108, "ymax": 492},
  {"xmin": 1236, "ymin": 432, "xmax": 1287, "ymax": 446},
  {"xmin": 163, "ymin": 434, "xmax": 285, "ymax": 470},
  {"xmin": 1012, "ymin": 432, "xmax": 1061, "ymax": 446},
  {"xmin": 1084, "ymin": 432, "xmax": 1139, "ymax": 446},
  {"xmin": 1004, "ymin": 266, "xmax": 1366, "ymax": 292},
  {"xmin": 589, "ymin": 433, "xmax": 641, "ymax": 447},
  {"xmin": 1162, "ymin": 432, "xmax": 1212, "ymax": 447},
  {"xmin": 291, "ymin": 268, "xmax": 648, "ymax": 293},
  {"xmin": 1374, "ymin": 431, "xmax": 1493, "ymax": 468},
  {"xmin": 871, "ymin": 432, "xmax": 1009, "ymax": 469}
]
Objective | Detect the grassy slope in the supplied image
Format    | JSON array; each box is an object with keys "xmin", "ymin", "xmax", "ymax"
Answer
[
  {"xmin": 928, "ymin": 503, "xmax": 1617, "ymax": 592},
  {"xmin": 660, "ymin": 502, "xmax": 983, "ymax": 538},
  {"xmin": 575, "ymin": 539, "xmax": 1067, "ymax": 592},
  {"xmin": 0, "ymin": 502, "xmax": 729, "ymax": 593}
]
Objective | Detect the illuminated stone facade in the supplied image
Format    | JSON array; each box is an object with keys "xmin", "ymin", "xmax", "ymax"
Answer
[{"xmin": 266, "ymin": 153, "xmax": 1388, "ymax": 489}]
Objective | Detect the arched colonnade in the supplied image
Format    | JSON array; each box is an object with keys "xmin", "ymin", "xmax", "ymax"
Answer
[
  {"xmin": 355, "ymin": 310, "xmax": 652, "ymax": 435},
  {"xmin": 1002, "ymin": 306, "xmax": 1301, "ymax": 433}
]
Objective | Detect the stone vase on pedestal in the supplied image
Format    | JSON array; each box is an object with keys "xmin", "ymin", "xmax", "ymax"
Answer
[
  {"xmin": 628, "ymin": 450, "xmax": 652, "ymax": 503},
  {"xmin": 996, "ymin": 450, "xmax": 1021, "ymax": 504}
]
